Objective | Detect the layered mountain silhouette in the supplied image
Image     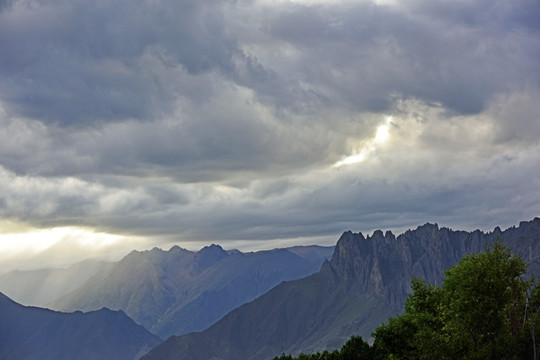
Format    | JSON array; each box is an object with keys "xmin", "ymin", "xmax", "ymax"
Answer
[
  {"xmin": 0, "ymin": 292, "xmax": 161, "ymax": 360},
  {"xmin": 141, "ymin": 218, "xmax": 540, "ymax": 360},
  {"xmin": 52, "ymin": 244, "xmax": 333, "ymax": 339},
  {"xmin": 0, "ymin": 259, "xmax": 113, "ymax": 307}
]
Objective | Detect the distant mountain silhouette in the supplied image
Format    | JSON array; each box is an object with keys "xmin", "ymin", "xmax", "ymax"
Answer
[
  {"xmin": 52, "ymin": 244, "xmax": 333, "ymax": 339},
  {"xmin": 0, "ymin": 292, "xmax": 161, "ymax": 360},
  {"xmin": 0, "ymin": 259, "xmax": 113, "ymax": 307},
  {"xmin": 141, "ymin": 218, "xmax": 540, "ymax": 360}
]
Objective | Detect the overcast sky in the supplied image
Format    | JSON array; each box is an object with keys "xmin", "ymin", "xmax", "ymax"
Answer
[{"xmin": 1, "ymin": 0, "xmax": 539, "ymax": 271}]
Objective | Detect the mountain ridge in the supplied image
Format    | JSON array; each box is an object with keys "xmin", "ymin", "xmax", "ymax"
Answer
[
  {"xmin": 0, "ymin": 292, "xmax": 161, "ymax": 360},
  {"xmin": 52, "ymin": 244, "xmax": 334, "ymax": 339},
  {"xmin": 141, "ymin": 218, "xmax": 540, "ymax": 360}
]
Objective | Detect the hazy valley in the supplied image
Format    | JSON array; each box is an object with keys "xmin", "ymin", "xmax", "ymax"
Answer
[{"xmin": 0, "ymin": 260, "xmax": 114, "ymax": 307}]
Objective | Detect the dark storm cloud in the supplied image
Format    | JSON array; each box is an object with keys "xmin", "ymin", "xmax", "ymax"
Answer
[
  {"xmin": 2, "ymin": 0, "xmax": 536, "ymax": 131},
  {"xmin": 0, "ymin": 87, "xmax": 340, "ymax": 181},
  {"xmin": 0, "ymin": 0, "xmax": 241, "ymax": 125},
  {"xmin": 249, "ymin": 0, "xmax": 540, "ymax": 115},
  {"xmin": 0, "ymin": 0, "xmax": 539, "ymax": 263}
]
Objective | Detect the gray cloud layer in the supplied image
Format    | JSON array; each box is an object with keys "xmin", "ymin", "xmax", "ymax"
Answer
[{"xmin": 1, "ymin": 0, "xmax": 539, "ymax": 259}]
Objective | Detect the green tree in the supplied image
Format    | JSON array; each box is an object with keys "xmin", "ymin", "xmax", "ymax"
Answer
[
  {"xmin": 517, "ymin": 278, "xmax": 540, "ymax": 359},
  {"xmin": 372, "ymin": 278, "xmax": 444, "ymax": 360},
  {"xmin": 373, "ymin": 240, "xmax": 536, "ymax": 360},
  {"xmin": 272, "ymin": 335, "xmax": 373, "ymax": 360},
  {"xmin": 340, "ymin": 335, "xmax": 374, "ymax": 360},
  {"xmin": 438, "ymin": 241, "xmax": 530, "ymax": 359},
  {"xmin": 274, "ymin": 355, "xmax": 294, "ymax": 360}
]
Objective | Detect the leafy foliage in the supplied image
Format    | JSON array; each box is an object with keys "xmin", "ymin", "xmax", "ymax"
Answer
[
  {"xmin": 373, "ymin": 240, "xmax": 539, "ymax": 359},
  {"xmin": 273, "ymin": 336, "xmax": 375, "ymax": 360},
  {"xmin": 276, "ymin": 240, "xmax": 539, "ymax": 360}
]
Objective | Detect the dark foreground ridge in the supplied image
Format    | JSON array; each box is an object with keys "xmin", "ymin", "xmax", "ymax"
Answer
[
  {"xmin": 141, "ymin": 218, "xmax": 540, "ymax": 360},
  {"xmin": 0, "ymin": 292, "xmax": 161, "ymax": 360}
]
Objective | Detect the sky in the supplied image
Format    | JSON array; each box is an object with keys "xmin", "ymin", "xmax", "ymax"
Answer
[{"xmin": 1, "ymin": 0, "xmax": 539, "ymax": 272}]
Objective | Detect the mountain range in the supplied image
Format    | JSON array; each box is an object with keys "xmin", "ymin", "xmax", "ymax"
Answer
[
  {"xmin": 52, "ymin": 244, "xmax": 334, "ymax": 339},
  {"xmin": 2, "ymin": 219, "xmax": 538, "ymax": 360},
  {"xmin": 0, "ymin": 292, "xmax": 161, "ymax": 360},
  {"xmin": 141, "ymin": 218, "xmax": 540, "ymax": 360}
]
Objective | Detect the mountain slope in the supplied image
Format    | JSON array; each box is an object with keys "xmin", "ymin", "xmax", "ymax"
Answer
[
  {"xmin": 0, "ymin": 292, "xmax": 161, "ymax": 360},
  {"xmin": 53, "ymin": 244, "xmax": 334, "ymax": 338},
  {"xmin": 141, "ymin": 218, "xmax": 540, "ymax": 360},
  {"xmin": 0, "ymin": 259, "xmax": 113, "ymax": 307}
]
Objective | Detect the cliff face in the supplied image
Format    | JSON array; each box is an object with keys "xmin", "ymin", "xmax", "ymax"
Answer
[
  {"xmin": 141, "ymin": 218, "xmax": 540, "ymax": 360},
  {"xmin": 325, "ymin": 218, "xmax": 539, "ymax": 308},
  {"xmin": 326, "ymin": 224, "xmax": 484, "ymax": 305}
]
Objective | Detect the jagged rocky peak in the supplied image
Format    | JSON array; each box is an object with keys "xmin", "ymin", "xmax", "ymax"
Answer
[
  {"xmin": 385, "ymin": 230, "xmax": 396, "ymax": 241},
  {"xmin": 412, "ymin": 222, "xmax": 440, "ymax": 237},
  {"xmin": 123, "ymin": 245, "xmax": 192, "ymax": 265},
  {"xmin": 370, "ymin": 230, "xmax": 385, "ymax": 240},
  {"xmin": 367, "ymin": 229, "xmax": 397, "ymax": 244},
  {"xmin": 194, "ymin": 244, "xmax": 228, "ymax": 270},
  {"xmin": 141, "ymin": 247, "xmax": 168, "ymax": 260},
  {"xmin": 331, "ymin": 231, "xmax": 366, "ymax": 265},
  {"xmin": 519, "ymin": 217, "xmax": 540, "ymax": 233},
  {"xmin": 327, "ymin": 231, "xmax": 376, "ymax": 286},
  {"xmin": 119, "ymin": 247, "xmax": 172, "ymax": 270},
  {"xmin": 168, "ymin": 245, "xmax": 187, "ymax": 253},
  {"xmin": 330, "ymin": 228, "xmax": 396, "ymax": 270},
  {"xmin": 199, "ymin": 243, "xmax": 227, "ymax": 255},
  {"xmin": 227, "ymin": 248, "xmax": 242, "ymax": 255},
  {"xmin": 326, "ymin": 225, "xmax": 440, "ymax": 299},
  {"xmin": 126, "ymin": 247, "xmax": 163, "ymax": 257}
]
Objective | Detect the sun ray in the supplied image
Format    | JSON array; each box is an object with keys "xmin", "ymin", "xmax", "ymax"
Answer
[{"xmin": 333, "ymin": 116, "xmax": 392, "ymax": 167}]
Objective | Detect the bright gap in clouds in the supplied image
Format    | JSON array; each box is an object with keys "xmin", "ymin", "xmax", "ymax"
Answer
[
  {"xmin": 374, "ymin": 120, "xmax": 390, "ymax": 144},
  {"xmin": 0, "ymin": 221, "xmax": 138, "ymax": 272},
  {"xmin": 333, "ymin": 116, "xmax": 392, "ymax": 167}
]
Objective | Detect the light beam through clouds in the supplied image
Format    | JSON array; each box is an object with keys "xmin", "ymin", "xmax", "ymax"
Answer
[
  {"xmin": 333, "ymin": 116, "xmax": 393, "ymax": 167},
  {"xmin": 0, "ymin": 221, "xmax": 149, "ymax": 273}
]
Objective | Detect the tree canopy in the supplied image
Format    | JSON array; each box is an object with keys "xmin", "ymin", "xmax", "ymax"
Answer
[{"xmin": 273, "ymin": 335, "xmax": 375, "ymax": 360}]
